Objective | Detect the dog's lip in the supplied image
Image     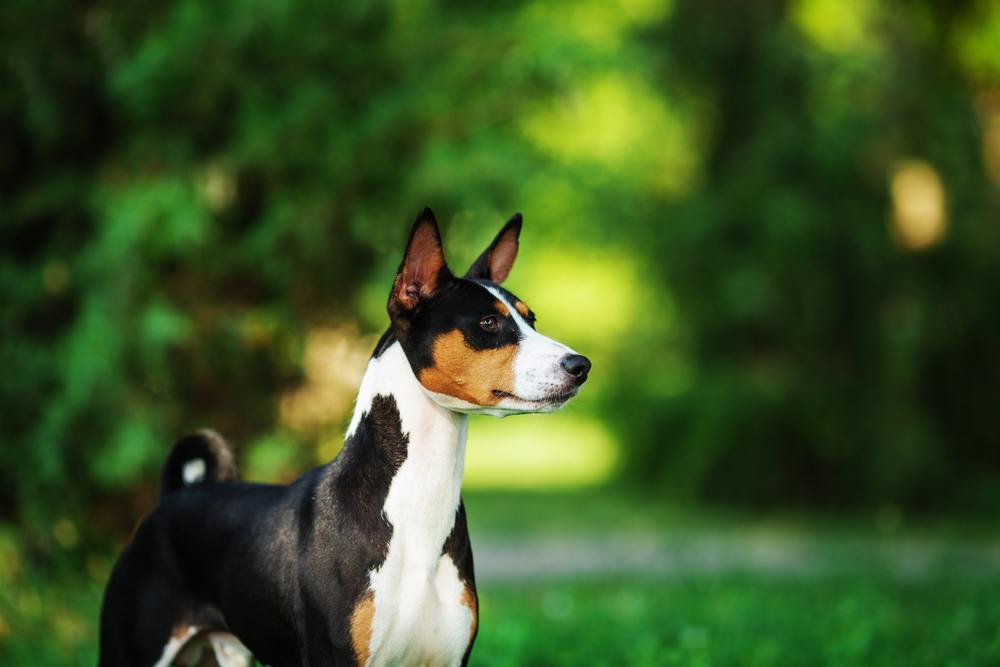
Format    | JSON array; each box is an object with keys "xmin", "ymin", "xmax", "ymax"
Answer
[{"xmin": 492, "ymin": 388, "xmax": 578, "ymax": 405}]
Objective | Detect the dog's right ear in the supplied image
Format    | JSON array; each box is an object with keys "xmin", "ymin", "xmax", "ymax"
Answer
[
  {"xmin": 390, "ymin": 208, "xmax": 453, "ymax": 314},
  {"xmin": 465, "ymin": 213, "xmax": 522, "ymax": 284}
]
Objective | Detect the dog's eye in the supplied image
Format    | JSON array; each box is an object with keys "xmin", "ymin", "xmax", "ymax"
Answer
[{"xmin": 479, "ymin": 316, "xmax": 499, "ymax": 332}]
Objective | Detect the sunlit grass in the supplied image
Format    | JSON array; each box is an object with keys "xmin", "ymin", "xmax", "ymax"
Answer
[
  {"xmin": 6, "ymin": 500, "xmax": 1000, "ymax": 666},
  {"xmin": 474, "ymin": 575, "xmax": 1000, "ymax": 667}
]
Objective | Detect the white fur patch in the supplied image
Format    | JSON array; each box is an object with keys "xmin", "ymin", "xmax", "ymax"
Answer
[
  {"xmin": 344, "ymin": 303, "xmax": 579, "ymax": 662},
  {"xmin": 164, "ymin": 628, "xmax": 254, "ymax": 667},
  {"xmin": 182, "ymin": 458, "xmax": 207, "ymax": 485},
  {"xmin": 346, "ymin": 355, "xmax": 382, "ymax": 439},
  {"xmin": 153, "ymin": 626, "xmax": 198, "ymax": 667},
  {"xmin": 207, "ymin": 632, "xmax": 254, "ymax": 667},
  {"xmin": 348, "ymin": 342, "xmax": 474, "ymax": 666}
]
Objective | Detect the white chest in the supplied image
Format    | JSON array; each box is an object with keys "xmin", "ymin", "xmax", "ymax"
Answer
[
  {"xmin": 364, "ymin": 429, "xmax": 474, "ymax": 667},
  {"xmin": 346, "ymin": 345, "xmax": 477, "ymax": 666},
  {"xmin": 363, "ymin": 551, "xmax": 475, "ymax": 667},
  {"xmin": 361, "ymin": 445, "xmax": 476, "ymax": 667}
]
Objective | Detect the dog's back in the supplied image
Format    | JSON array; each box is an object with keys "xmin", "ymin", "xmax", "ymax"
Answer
[
  {"xmin": 99, "ymin": 428, "xmax": 409, "ymax": 666},
  {"xmin": 98, "ymin": 210, "xmax": 590, "ymax": 666},
  {"xmin": 99, "ymin": 431, "xmax": 272, "ymax": 667}
]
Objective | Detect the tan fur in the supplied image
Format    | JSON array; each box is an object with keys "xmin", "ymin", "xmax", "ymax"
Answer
[
  {"xmin": 493, "ymin": 300, "xmax": 510, "ymax": 317},
  {"xmin": 350, "ymin": 591, "xmax": 375, "ymax": 666},
  {"xmin": 461, "ymin": 585, "xmax": 478, "ymax": 646},
  {"xmin": 514, "ymin": 300, "xmax": 530, "ymax": 319},
  {"xmin": 418, "ymin": 330, "xmax": 516, "ymax": 405}
]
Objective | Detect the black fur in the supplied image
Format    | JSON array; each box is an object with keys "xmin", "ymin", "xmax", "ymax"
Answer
[
  {"xmin": 398, "ymin": 278, "xmax": 525, "ymax": 378},
  {"xmin": 372, "ymin": 326, "xmax": 397, "ymax": 359},
  {"xmin": 160, "ymin": 430, "xmax": 238, "ymax": 498},
  {"xmin": 98, "ymin": 394, "xmax": 433, "ymax": 667},
  {"xmin": 388, "ymin": 208, "xmax": 532, "ymax": 373},
  {"xmin": 442, "ymin": 501, "xmax": 477, "ymax": 667},
  {"xmin": 99, "ymin": 208, "xmax": 553, "ymax": 667},
  {"xmin": 477, "ymin": 281, "xmax": 537, "ymax": 328}
]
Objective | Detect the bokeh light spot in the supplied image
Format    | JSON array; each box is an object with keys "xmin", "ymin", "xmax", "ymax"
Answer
[
  {"xmin": 890, "ymin": 160, "xmax": 948, "ymax": 251},
  {"xmin": 793, "ymin": 0, "xmax": 878, "ymax": 54},
  {"xmin": 520, "ymin": 73, "xmax": 703, "ymax": 195},
  {"xmin": 279, "ymin": 326, "xmax": 373, "ymax": 435}
]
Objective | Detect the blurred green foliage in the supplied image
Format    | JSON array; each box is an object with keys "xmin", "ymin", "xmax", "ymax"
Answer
[
  {"xmin": 616, "ymin": 0, "xmax": 1000, "ymax": 514},
  {"xmin": 3, "ymin": 1, "xmax": 1000, "ymax": 655}
]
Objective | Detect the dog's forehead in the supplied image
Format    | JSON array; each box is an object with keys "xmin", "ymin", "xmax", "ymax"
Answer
[
  {"xmin": 410, "ymin": 279, "xmax": 506, "ymax": 340},
  {"xmin": 471, "ymin": 281, "xmax": 534, "ymax": 323},
  {"xmin": 433, "ymin": 279, "xmax": 503, "ymax": 313},
  {"xmin": 431, "ymin": 279, "xmax": 525, "ymax": 314},
  {"xmin": 410, "ymin": 279, "xmax": 535, "ymax": 347}
]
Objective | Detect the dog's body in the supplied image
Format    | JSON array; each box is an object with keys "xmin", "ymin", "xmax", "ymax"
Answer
[{"xmin": 99, "ymin": 209, "xmax": 590, "ymax": 666}]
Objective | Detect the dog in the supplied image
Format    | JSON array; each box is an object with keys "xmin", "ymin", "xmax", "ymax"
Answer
[{"xmin": 98, "ymin": 208, "xmax": 591, "ymax": 666}]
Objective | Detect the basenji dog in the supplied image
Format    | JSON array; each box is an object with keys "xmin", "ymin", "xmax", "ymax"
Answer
[{"xmin": 98, "ymin": 208, "xmax": 591, "ymax": 666}]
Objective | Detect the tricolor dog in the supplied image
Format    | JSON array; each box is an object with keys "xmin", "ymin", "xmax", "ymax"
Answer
[{"xmin": 99, "ymin": 208, "xmax": 591, "ymax": 666}]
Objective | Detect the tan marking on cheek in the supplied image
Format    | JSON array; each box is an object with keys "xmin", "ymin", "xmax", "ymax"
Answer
[
  {"xmin": 493, "ymin": 300, "xmax": 509, "ymax": 317},
  {"xmin": 350, "ymin": 591, "xmax": 375, "ymax": 666},
  {"xmin": 418, "ymin": 329, "xmax": 516, "ymax": 405},
  {"xmin": 514, "ymin": 300, "xmax": 530, "ymax": 319},
  {"xmin": 460, "ymin": 585, "xmax": 478, "ymax": 646}
]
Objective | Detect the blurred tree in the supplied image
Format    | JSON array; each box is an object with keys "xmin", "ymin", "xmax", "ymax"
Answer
[
  {"xmin": 613, "ymin": 0, "xmax": 1000, "ymax": 512},
  {"xmin": 2, "ymin": 0, "xmax": 1000, "ymax": 554},
  {"xmin": 0, "ymin": 0, "xmax": 560, "ymax": 539}
]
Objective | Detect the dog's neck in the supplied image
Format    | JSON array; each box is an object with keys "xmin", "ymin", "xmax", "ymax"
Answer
[{"xmin": 345, "ymin": 339, "xmax": 469, "ymax": 568}]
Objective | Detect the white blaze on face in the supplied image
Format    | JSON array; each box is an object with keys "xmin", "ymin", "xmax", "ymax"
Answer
[{"xmin": 481, "ymin": 284, "xmax": 579, "ymax": 413}]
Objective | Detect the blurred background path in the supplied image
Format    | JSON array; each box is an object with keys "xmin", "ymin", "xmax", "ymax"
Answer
[
  {"xmin": 465, "ymin": 493, "xmax": 1000, "ymax": 583},
  {"xmin": 474, "ymin": 528, "xmax": 1000, "ymax": 582}
]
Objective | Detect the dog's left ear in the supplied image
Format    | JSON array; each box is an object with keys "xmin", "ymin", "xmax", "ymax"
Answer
[
  {"xmin": 391, "ymin": 207, "xmax": 453, "ymax": 313},
  {"xmin": 465, "ymin": 213, "xmax": 522, "ymax": 284}
]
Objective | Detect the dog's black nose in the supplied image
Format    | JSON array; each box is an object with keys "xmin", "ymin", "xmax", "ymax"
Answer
[{"xmin": 560, "ymin": 354, "xmax": 591, "ymax": 384}]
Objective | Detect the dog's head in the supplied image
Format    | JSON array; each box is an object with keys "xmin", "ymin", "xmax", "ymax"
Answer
[{"xmin": 387, "ymin": 208, "xmax": 590, "ymax": 417}]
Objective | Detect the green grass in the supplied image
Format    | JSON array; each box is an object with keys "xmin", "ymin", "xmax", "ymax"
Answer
[
  {"xmin": 474, "ymin": 575, "xmax": 1000, "ymax": 667},
  {"xmin": 4, "ymin": 493, "xmax": 1000, "ymax": 665},
  {"xmin": 4, "ymin": 573, "xmax": 1000, "ymax": 666}
]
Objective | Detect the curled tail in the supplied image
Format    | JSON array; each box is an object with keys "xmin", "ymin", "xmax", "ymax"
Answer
[{"xmin": 160, "ymin": 429, "xmax": 239, "ymax": 498}]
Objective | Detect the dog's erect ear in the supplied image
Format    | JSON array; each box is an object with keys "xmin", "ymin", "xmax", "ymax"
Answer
[
  {"xmin": 392, "ymin": 207, "xmax": 452, "ymax": 312},
  {"xmin": 465, "ymin": 213, "xmax": 522, "ymax": 284}
]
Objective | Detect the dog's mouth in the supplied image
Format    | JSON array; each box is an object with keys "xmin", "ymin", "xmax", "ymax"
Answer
[{"xmin": 492, "ymin": 387, "xmax": 578, "ymax": 406}]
